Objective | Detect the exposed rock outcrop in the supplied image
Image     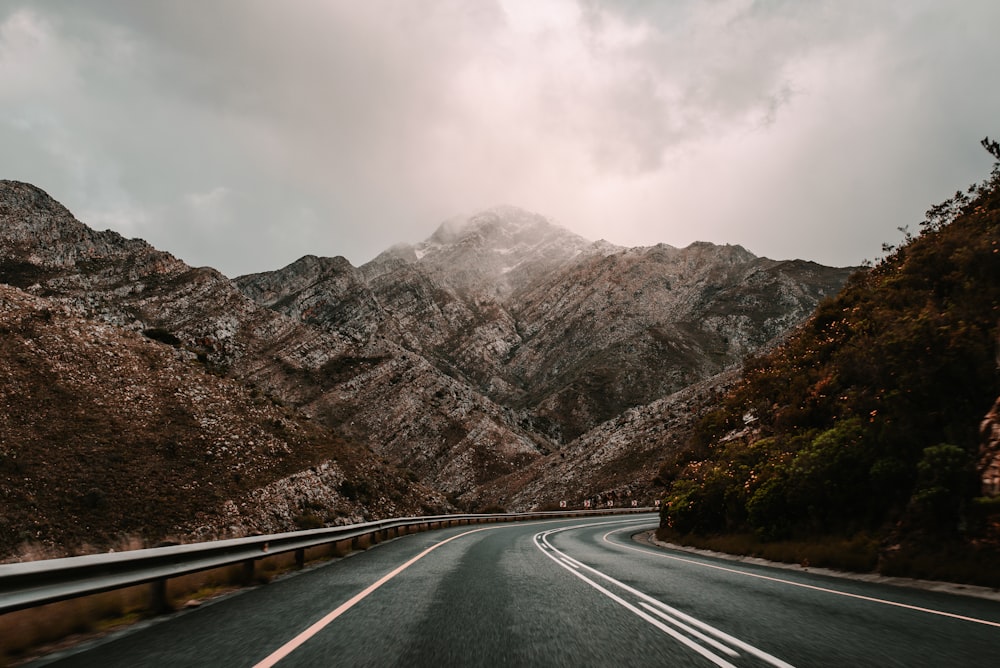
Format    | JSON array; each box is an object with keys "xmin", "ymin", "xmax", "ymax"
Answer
[{"xmin": 980, "ymin": 397, "xmax": 1000, "ymax": 496}]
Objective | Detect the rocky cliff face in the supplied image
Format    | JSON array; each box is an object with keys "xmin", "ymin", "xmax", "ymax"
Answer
[
  {"xmin": 462, "ymin": 368, "xmax": 742, "ymax": 511},
  {"xmin": 1, "ymin": 180, "xmax": 855, "ymax": 553},
  {"xmin": 980, "ymin": 397, "xmax": 1000, "ymax": 496},
  {"xmin": 500, "ymin": 242, "xmax": 850, "ymax": 440}
]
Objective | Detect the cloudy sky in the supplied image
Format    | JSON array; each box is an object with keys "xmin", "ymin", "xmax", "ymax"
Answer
[{"xmin": 2, "ymin": 1, "xmax": 998, "ymax": 277}]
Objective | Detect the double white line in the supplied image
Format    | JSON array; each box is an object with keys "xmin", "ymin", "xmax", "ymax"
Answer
[{"xmin": 534, "ymin": 524, "xmax": 795, "ymax": 668}]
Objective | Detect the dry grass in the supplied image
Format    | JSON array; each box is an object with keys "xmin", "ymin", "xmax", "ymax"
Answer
[
  {"xmin": 656, "ymin": 529, "xmax": 880, "ymax": 573},
  {"xmin": 878, "ymin": 540, "xmax": 1000, "ymax": 588},
  {"xmin": 0, "ymin": 585, "xmax": 149, "ymax": 665},
  {"xmin": 656, "ymin": 526, "xmax": 1000, "ymax": 588}
]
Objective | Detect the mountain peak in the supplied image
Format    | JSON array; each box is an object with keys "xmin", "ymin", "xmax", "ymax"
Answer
[
  {"xmin": 427, "ymin": 205, "xmax": 585, "ymax": 248},
  {"xmin": 361, "ymin": 206, "xmax": 601, "ymax": 298}
]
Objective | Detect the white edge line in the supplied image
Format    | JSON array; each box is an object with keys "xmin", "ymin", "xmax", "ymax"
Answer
[
  {"xmin": 253, "ymin": 516, "xmax": 642, "ymax": 667},
  {"xmin": 601, "ymin": 527, "xmax": 1000, "ymax": 630},
  {"xmin": 533, "ymin": 533, "xmax": 738, "ymax": 668},
  {"xmin": 544, "ymin": 525, "xmax": 796, "ymax": 668}
]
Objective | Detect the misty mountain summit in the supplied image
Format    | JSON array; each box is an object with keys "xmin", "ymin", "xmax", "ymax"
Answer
[{"xmin": 371, "ymin": 205, "xmax": 614, "ymax": 299}]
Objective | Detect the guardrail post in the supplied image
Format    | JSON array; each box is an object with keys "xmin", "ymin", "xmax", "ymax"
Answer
[
  {"xmin": 150, "ymin": 578, "xmax": 171, "ymax": 614},
  {"xmin": 295, "ymin": 548, "xmax": 305, "ymax": 569},
  {"xmin": 242, "ymin": 559, "xmax": 255, "ymax": 584}
]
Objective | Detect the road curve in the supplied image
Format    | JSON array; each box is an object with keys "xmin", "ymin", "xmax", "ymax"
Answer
[{"xmin": 33, "ymin": 514, "xmax": 1000, "ymax": 667}]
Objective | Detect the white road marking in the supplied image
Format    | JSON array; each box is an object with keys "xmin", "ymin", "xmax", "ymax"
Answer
[
  {"xmin": 253, "ymin": 526, "xmax": 493, "ymax": 668},
  {"xmin": 253, "ymin": 516, "xmax": 644, "ymax": 666},
  {"xmin": 638, "ymin": 602, "xmax": 740, "ymax": 658},
  {"xmin": 534, "ymin": 523, "xmax": 796, "ymax": 668},
  {"xmin": 536, "ymin": 540, "xmax": 739, "ymax": 667},
  {"xmin": 602, "ymin": 527, "xmax": 1000, "ymax": 630}
]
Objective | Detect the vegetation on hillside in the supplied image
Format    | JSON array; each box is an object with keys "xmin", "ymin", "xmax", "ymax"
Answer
[{"xmin": 656, "ymin": 139, "xmax": 1000, "ymax": 582}]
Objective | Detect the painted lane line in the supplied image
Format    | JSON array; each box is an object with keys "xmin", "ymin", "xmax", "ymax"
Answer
[
  {"xmin": 637, "ymin": 602, "xmax": 741, "ymax": 658},
  {"xmin": 254, "ymin": 516, "xmax": 639, "ymax": 666},
  {"xmin": 533, "ymin": 533, "xmax": 739, "ymax": 668},
  {"xmin": 601, "ymin": 527, "xmax": 1000, "ymax": 630},
  {"xmin": 539, "ymin": 525, "xmax": 796, "ymax": 668},
  {"xmin": 253, "ymin": 526, "xmax": 493, "ymax": 668},
  {"xmin": 642, "ymin": 596, "xmax": 792, "ymax": 666}
]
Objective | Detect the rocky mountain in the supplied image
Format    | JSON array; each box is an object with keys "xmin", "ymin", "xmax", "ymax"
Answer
[
  {"xmin": 370, "ymin": 205, "xmax": 613, "ymax": 299},
  {"xmin": 0, "ymin": 282, "xmax": 446, "ymax": 559},
  {"xmin": 463, "ymin": 367, "xmax": 742, "ymax": 512},
  {"xmin": 495, "ymin": 241, "xmax": 851, "ymax": 441},
  {"xmin": 1, "ymin": 179, "xmax": 854, "ymax": 554},
  {"xmin": 239, "ymin": 207, "xmax": 853, "ymax": 449},
  {"xmin": 0, "ymin": 182, "xmax": 550, "ymax": 503}
]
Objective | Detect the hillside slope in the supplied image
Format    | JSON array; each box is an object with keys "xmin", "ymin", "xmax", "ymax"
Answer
[
  {"xmin": 0, "ymin": 284, "xmax": 445, "ymax": 559},
  {"xmin": 0, "ymin": 181, "xmax": 548, "ymax": 506},
  {"xmin": 657, "ymin": 144, "xmax": 1000, "ymax": 583}
]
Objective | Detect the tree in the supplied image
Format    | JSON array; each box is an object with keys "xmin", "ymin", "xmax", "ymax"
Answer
[
  {"xmin": 909, "ymin": 444, "xmax": 973, "ymax": 532},
  {"xmin": 982, "ymin": 136, "xmax": 1000, "ymax": 161}
]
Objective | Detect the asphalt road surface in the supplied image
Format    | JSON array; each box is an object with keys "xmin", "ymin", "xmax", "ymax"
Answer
[{"xmin": 32, "ymin": 514, "xmax": 1000, "ymax": 667}]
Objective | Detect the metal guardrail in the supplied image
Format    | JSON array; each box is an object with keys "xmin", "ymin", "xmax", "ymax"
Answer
[{"xmin": 0, "ymin": 508, "xmax": 655, "ymax": 615}]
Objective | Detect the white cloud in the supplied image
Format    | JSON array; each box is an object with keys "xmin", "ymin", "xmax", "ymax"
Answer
[
  {"xmin": 78, "ymin": 203, "xmax": 153, "ymax": 238},
  {"xmin": 0, "ymin": 9, "xmax": 79, "ymax": 98},
  {"xmin": 0, "ymin": 0, "xmax": 998, "ymax": 275},
  {"xmin": 184, "ymin": 187, "xmax": 233, "ymax": 228}
]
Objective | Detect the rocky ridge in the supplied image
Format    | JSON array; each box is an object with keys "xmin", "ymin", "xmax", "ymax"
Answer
[
  {"xmin": 1, "ymin": 180, "xmax": 856, "ymax": 553},
  {"xmin": 239, "ymin": 207, "xmax": 854, "ymax": 447}
]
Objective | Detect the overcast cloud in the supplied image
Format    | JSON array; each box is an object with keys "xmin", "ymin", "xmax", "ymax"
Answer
[{"xmin": 1, "ymin": 1, "xmax": 998, "ymax": 276}]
